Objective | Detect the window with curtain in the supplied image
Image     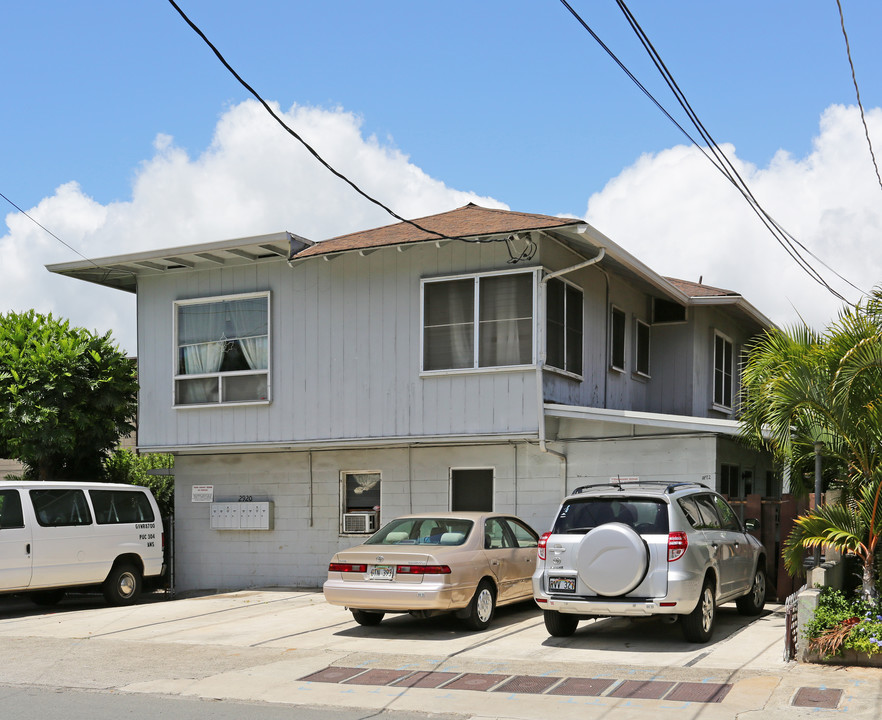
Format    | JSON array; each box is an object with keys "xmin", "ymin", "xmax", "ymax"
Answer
[
  {"xmin": 546, "ymin": 277, "xmax": 583, "ymax": 376},
  {"xmin": 422, "ymin": 272, "xmax": 533, "ymax": 371},
  {"xmin": 174, "ymin": 292, "xmax": 270, "ymax": 406},
  {"xmin": 713, "ymin": 331, "xmax": 734, "ymax": 409}
]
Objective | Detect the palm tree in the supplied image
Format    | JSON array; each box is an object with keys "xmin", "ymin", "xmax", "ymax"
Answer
[
  {"xmin": 782, "ymin": 471, "xmax": 882, "ymax": 601},
  {"xmin": 740, "ymin": 287, "xmax": 882, "ymax": 599}
]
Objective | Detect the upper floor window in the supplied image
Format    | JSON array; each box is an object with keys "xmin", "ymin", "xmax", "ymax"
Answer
[
  {"xmin": 610, "ymin": 306, "xmax": 626, "ymax": 372},
  {"xmin": 713, "ymin": 331, "xmax": 734, "ymax": 409},
  {"xmin": 635, "ymin": 319, "xmax": 651, "ymax": 377},
  {"xmin": 422, "ymin": 271, "xmax": 533, "ymax": 372},
  {"xmin": 175, "ymin": 292, "xmax": 270, "ymax": 406},
  {"xmin": 546, "ymin": 277, "xmax": 583, "ymax": 376}
]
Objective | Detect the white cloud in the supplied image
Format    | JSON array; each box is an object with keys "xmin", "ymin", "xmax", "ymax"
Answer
[
  {"xmin": 0, "ymin": 100, "xmax": 504, "ymax": 353},
  {"xmin": 3, "ymin": 101, "xmax": 880, "ymax": 357},
  {"xmin": 585, "ymin": 104, "xmax": 882, "ymax": 331}
]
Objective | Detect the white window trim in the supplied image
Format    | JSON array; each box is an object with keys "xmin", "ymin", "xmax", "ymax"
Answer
[
  {"xmin": 420, "ymin": 268, "xmax": 538, "ymax": 376},
  {"xmin": 712, "ymin": 330, "xmax": 735, "ymax": 411},
  {"xmin": 544, "ymin": 275, "xmax": 584, "ymax": 380},
  {"xmin": 173, "ymin": 290, "xmax": 271, "ymax": 408},
  {"xmin": 449, "ymin": 467, "xmax": 496, "ymax": 511},
  {"xmin": 633, "ymin": 317, "xmax": 651, "ymax": 379},
  {"xmin": 609, "ymin": 305, "xmax": 627, "ymax": 373},
  {"xmin": 339, "ymin": 470, "xmax": 382, "ymax": 536}
]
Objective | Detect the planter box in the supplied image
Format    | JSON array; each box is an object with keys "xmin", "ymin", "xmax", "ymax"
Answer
[{"xmin": 804, "ymin": 649, "xmax": 882, "ymax": 667}]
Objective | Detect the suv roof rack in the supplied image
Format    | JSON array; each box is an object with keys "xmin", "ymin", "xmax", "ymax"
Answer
[{"xmin": 570, "ymin": 480, "xmax": 709, "ymax": 495}]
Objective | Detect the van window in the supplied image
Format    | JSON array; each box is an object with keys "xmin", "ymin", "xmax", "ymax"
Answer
[
  {"xmin": 89, "ymin": 490, "xmax": 155, "ymax": 524},
  {"xmin": 30, "ymin": 489, "xmax": 92, "ymax": 527},
  {"xmin": 0, "ymin": 489, "xmax": 24, "ymax": 529}
]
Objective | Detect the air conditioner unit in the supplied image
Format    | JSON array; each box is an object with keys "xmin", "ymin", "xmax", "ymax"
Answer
[{"xmin": 343, "ymin": 511, "xmax": 378, "ymax": 534}]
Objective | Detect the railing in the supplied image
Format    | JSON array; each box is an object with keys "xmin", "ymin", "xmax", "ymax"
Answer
[{"xmin": 783, "ymin": 583, "xmax": 806, "ymax": 661}]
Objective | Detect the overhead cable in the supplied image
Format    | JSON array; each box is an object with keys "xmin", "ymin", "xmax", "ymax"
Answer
[
  {"xmin": 835, "ymin": 0, "xmax": 882, "ymax": 195},
  {"xmin": 558, "ymin": 0, "xmax": 861, "ymax": 303}
]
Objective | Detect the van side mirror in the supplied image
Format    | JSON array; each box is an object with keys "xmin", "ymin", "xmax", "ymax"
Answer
[{"xmin": 744, "ymin": 518, "xmax": 760, "ymax": 532}]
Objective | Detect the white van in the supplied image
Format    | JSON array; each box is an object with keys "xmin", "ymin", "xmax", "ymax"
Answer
[{"xmin": 0, "ymin": 481, "xmax": 165, "ymax": 606}]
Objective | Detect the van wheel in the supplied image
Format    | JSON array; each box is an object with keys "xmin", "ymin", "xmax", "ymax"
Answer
[
  {"xmin": 103, "ymin": 563, "xmax": 142, "ymax": 606},
  {"xmin": 461, "ymin": 580, "xmax": 496, "ymax": 631},
  {"xmin": 543, "ymin": 610, "xmax": 579, "ymax": 637},
  {"xmin": 351, "ymin": 609, "xmax": 385, "ymax": 626},
  {"xmin": 31, "ymin": 590, "xmax": 66, "ymax": 606},
  {"xmin": 681, "ymin": 578, "xmax": 715, "ymax": 643}
]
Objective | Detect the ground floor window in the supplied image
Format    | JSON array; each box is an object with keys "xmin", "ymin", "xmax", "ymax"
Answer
[
  {"xmin": 450, "ymin": 468, "xmax": 494, "ymax": 511},
  {"xmin": 719, "ymin": 463, "xmax": 740, "ymax": 498},
  {"xmin": 341, "ymin": 471, "xmax": 381, "ymax": 534}
]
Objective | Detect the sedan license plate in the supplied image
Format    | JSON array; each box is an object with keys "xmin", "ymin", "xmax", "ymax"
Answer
[
  {"xmin": 369, "ymin": 564, "xmax": 394, "ymax": 581},
  {"xmin": 549, "ymin": 576, "xmax": 576, "ymax": 592}
]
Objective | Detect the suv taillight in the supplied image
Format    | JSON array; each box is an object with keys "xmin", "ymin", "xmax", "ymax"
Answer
[
  {"xmin": 667, "ymin": 531, "xmax": 688, "ymax": 562},
  {"xmin": 538, "ymin": 531, "xmax": 551, "ymax": 561}
]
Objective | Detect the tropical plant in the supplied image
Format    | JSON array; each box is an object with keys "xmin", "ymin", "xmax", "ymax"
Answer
[
  {"xmin": 0, "ymin": 310, "xmax": 137, "ymax": 480},
  {"xmin": 740, "ymin": 287, "xmax": 882, "ymax": 599},
  {"xmin": 104, "ymin": 448, "xmax": 174, "ymax": 519},
  {"xmin": 783, "ymin": 471, "xmax": 882, "ymax": 600}
]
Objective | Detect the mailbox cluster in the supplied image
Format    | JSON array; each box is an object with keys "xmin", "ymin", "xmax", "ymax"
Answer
[{"xmin": 209, "ymin": 501, "xmax": 273, "ymax": 530}]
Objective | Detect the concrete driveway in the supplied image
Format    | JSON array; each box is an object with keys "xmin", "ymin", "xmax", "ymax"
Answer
[{"xmin": 0, "ymin": 589, "xmax": 877, "ymax": 719}]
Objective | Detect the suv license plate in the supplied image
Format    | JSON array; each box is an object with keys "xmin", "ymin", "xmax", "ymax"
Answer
[
  {"xmin": 549, "ymin": 576, "xmax": 576, "ymax": 592},
  {"xmin": 369, "ymin": 565, "xmax": 394, "ymax": 580}
]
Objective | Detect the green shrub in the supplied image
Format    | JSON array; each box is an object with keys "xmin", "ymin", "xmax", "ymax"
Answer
[{"xmin": 806, "ymin": 586, "xmax": 882, "ymax": 657}]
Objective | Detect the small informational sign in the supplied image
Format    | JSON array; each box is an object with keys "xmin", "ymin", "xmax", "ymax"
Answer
[
  {"xmin": 610, "ymin": 476, "xmax": 639, "ymax": 484},
  {"xmin": 192, "ymin": 485, "xmax": 214, "ymax": 503}
]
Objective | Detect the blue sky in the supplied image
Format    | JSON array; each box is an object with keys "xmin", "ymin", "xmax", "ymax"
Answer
[{"xmin": 2, "ymin": 1, "xmax": 882, "ymax": 352}]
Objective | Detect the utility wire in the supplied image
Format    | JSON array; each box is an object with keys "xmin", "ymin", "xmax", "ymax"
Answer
[
  {"xmin": 835, "ymin": 0, "xmax": 882, "ymax": 195},
  {"xmin": 0, "ymin": 190, "xmax": 95, "ymax": 265},
  {"xmin": 0, "ymin": 191, "xmax": 133, "ymax": 286},
  {"xmin": 167, "ymin": 0, "xmax": 481, "ymax": 249},
  {"xmin": 559, "ymin": 0, "xmax": 861, "ymax": 303},
  {"xmin": 613, "ymin": 0, "xmax": 860, "ymax": 302}
]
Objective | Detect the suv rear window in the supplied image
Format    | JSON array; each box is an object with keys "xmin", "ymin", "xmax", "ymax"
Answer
[{"xmin": 552, "ymin": 498, "xmax": 669, "ymax": 534}]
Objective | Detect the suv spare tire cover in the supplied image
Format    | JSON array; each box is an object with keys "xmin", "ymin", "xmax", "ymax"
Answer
[{"xmin": 577, "ymin": 522, "xmax": 649, "ymax": 596}]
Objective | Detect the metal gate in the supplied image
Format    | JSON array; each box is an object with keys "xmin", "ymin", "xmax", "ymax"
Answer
[{"xmin": 783, "ymin": 583, "xmax": 806, "ymax": 661}]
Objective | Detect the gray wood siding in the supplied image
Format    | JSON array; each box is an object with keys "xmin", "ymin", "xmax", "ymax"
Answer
[{"xmin": 137, "ymin": 242, "xmax": 540, "ymax": 449}]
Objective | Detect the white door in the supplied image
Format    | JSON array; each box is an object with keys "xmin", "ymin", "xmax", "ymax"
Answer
[{"xmin": 0, "ymin": 489, "xmax": 32, "ymax": 590}]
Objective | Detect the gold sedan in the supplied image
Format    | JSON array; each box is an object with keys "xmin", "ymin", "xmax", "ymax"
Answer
[{"xmin": 323, "ymin": 512, "xmax": 539, "ymax": 630}]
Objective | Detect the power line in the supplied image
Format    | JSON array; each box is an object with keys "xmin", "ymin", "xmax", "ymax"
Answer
[
  {"xmin": 0, "ymin": 190, "xmax": 95, "ymax": 265},
  {"xmin": 0, "ymin": 190, "xmax": 133, "ymax": 287},
  {"xmin": 612, "ymin": 0, "xmax": 860, "ymax": 302},
  {"xmin": 835, "ymin": 0, "xmax": 882, "ymax": 195},
  {"xmin": 558, "ymin": 0, "xmax": 862, "ymax": 303},
  {"xmin": 166, "ymin": 0, "xmax": 488, "ymax": 251}
]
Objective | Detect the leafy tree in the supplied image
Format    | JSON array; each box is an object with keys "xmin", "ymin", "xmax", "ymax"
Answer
[
  {"xmin": 104, "ymin": 448, "xmax": 174, "ymax": 518},
  {"xmin": 740, "ymin": 287, "xmax": 882, "ymax": 599},
  {"xmin": 0, "ymin": 310, "xmax": 137, "ymax": 481}
]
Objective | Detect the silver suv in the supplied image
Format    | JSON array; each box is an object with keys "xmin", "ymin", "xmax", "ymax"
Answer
[{"xmin": 532, "ymin": 481, "xmax": 766, "ymax": 642}]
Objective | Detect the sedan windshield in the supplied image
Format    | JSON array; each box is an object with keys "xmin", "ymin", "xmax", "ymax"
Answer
[{"xmin": 365, "ymin": 518, "xmax": 473, "ymax": 546}]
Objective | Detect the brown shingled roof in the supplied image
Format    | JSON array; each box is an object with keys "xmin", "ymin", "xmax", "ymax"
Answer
[
  {"xmin": 665, "ymin": 277, "xmax": 739, "ymax": 298},
  {"xmin": 292, "ymin": 203, "xmax": 583, "ymax": 259}
]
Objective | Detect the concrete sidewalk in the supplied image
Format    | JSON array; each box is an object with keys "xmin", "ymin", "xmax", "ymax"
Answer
[{"xmin": 0, "ymin": 589, "xmax": 878, "ymax": 719}]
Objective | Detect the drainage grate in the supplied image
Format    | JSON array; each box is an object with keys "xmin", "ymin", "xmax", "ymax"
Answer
[
  {"xmin": 548, "ymin": 677, "xmax": 616, "ymax": 696},
  {"xmin": 391, "ymin": 671, "xmax": 460, "ymax": 688},
  {"xmin": 666, "ymin": 682, "xmax": 732, "ymax": 703},
  {"xmin": 492, "ymin": 675, "xmax": 561, "ymax": 694},
  {"xmin": 299, "ymin": 667, "xmax": 365, "ymax": 683},
  {"xmin": 344, "ymin": 669, "xmax": 412, "ymax": 686},
  {"xmin": 443, "ymin": 673, "xmax": 509, "ymax": 691},
  {"xmin": 608, "ymin": 680, "xmax": 676, "ymax": 700},
  {"xmin": 792, "ymin": 687, "xmax": 843, "ymax": 709}
]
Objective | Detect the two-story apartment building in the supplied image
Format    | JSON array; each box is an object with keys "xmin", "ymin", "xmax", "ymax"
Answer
[{"xmin": 49, "ymin": 204, "xmax": 776, "ymax": 592}]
